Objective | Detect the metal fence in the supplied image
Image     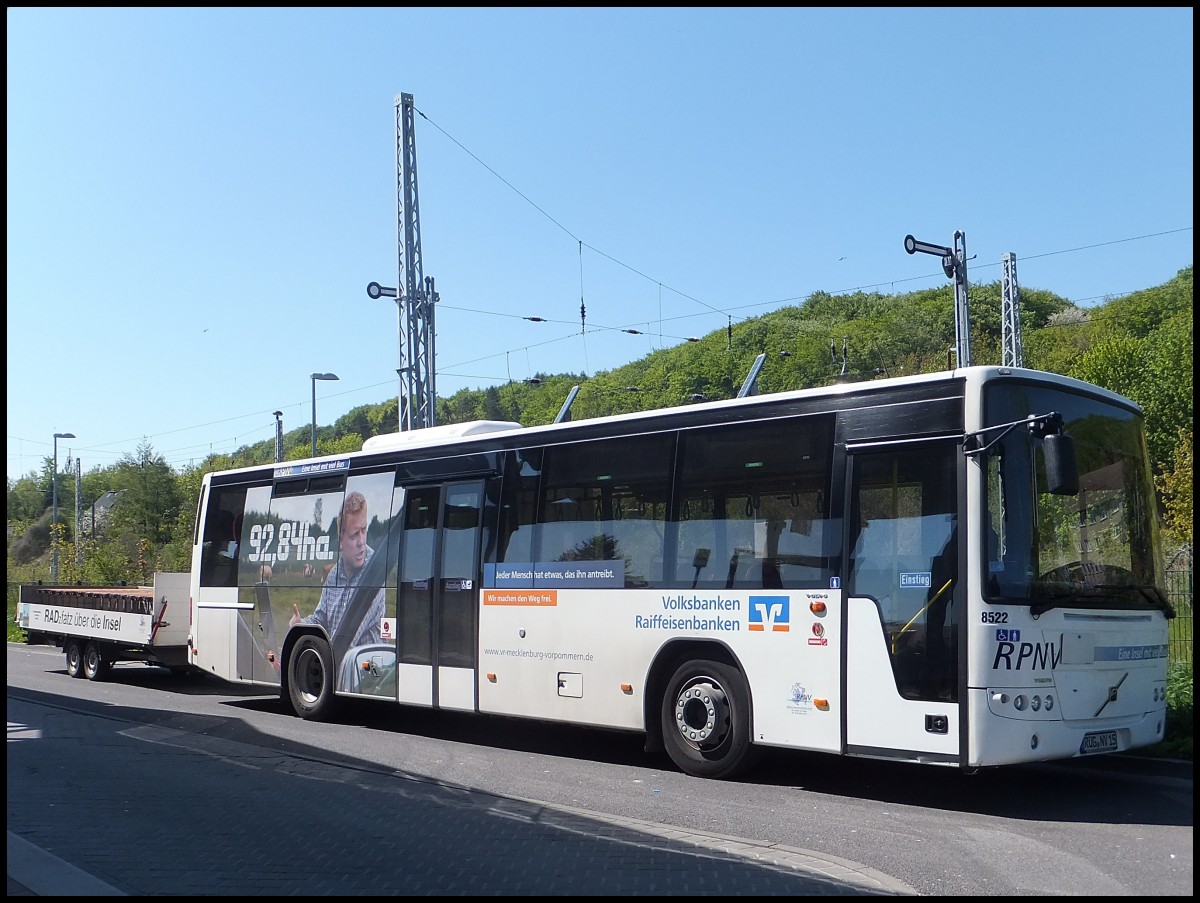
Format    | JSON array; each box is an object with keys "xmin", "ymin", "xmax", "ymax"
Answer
[{"xmin": 1165, "ymin": 563, "xmax": 1193, "ymax": 664}]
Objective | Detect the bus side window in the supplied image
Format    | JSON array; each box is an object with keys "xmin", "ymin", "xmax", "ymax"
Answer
[
  {"xmin": 674, "ymin": 416, "xmax": 836, "ymax": 590},
  {"xmin": 538, "ymin": 435, "xmax": 672, "ymax": 587},
  {"xmin": 497, "ymin": 448, "xmax": 542, "ymax": 566},
  {"xmin": 201, "ymin": 509, "xmax": 234, "ymax": 586},
  {"xmin": 743, "ymin": 557, "xmax": 782, "ymax": 589},
  {"xmin": 199, "ymin": 489, "xmax": 247, "ymax": 587}
]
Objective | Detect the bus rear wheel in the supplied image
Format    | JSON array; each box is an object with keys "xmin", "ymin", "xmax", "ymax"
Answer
[
  {"xmin": 288, "ymin": 635, "xmax": 337, "ymax": 721},
  {"xmin": 82, "ymin": 642, "xmax": 109, "ymax": 681},
  {"xmin": 660, "ymin": 658, "xmax": 756, "ymax": 780},
  {"xmin": 65, "ymin": 640, "xmax": 84, "ymax": 678}
]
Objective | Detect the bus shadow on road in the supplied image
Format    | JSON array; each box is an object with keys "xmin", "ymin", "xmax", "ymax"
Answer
[
  {"xmin": 241, "ymin": 693, "xmax": 1194, "ymax": 829},
  {"xmin": 745, "ymin": 745, "xmax": 1192, "ymax": 826},
  {"xmin": 30, "ymin": 659, "xmax": 1189, "ymax": 831}
]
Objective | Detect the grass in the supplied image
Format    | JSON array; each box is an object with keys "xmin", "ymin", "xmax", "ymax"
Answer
[
  {"xmin": 1140, "ymin": 658, "xmax": 1193, "ymax": 761},
  {"xmin": 8, "ymin": 601, "xmax": 24, "ymax": 644},
  {"xmin": 5, "ymin": 602, "xmax": 1192, "ymax": 761}
]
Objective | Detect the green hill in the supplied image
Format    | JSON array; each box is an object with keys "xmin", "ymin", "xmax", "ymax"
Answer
[
  {"xmin": 6, "ymin": 266, "xmax": 1192, "ymax": 586},
  {"xmin": 267, "ymin": 267, "xmax": 1194, "ymax": 481}
]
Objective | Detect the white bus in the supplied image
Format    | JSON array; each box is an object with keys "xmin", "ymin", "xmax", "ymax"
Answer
[{"xmin": 187, "ymin": 365, "xmax": 1173, "ymax": 779}]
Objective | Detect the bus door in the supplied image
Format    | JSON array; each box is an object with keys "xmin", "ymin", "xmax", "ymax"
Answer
[
  {"xmin": 843, "ymin": 439, "xmax": 962, "ymax": 763},
  {"xmin": 396, "ymin": 481, "xmax": 484, "ymax": 712}
]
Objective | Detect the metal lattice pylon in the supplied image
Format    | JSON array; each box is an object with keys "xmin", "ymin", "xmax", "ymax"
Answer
[
  {"xmin": 1001, "ymin": 252, "xmax": 1024, "ymax": 368},
  {"xmin": 394, "ymin": 93, "xmax": 437, "ymax": 430}
]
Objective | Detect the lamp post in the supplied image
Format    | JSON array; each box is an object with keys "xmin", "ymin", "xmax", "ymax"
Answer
[
  {"xmin": 273, "ymin": 410, "xmax": 284, "ymax": 462},
  {"xmin": 310, "ymin": 373, "xmax": 339, "ymax": 457},
  {"xmin": 51, "ymin": 431, "xmax": 75, "ymax": 582}
]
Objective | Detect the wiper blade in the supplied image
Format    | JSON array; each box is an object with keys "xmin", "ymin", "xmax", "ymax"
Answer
[
  {"xmin": 1031, "ymin": 583, "xmax": 1177, "ymax": 619},
  {"xmin": 1029, "ymin": 584, "xmax": 1082, "ymax": 618},
  {"xmin": 1093, "ymin": 584, "xmax": 1177, "ymax": 618}
]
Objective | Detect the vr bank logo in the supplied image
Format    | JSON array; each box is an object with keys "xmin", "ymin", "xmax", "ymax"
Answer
[{"xmin": 749, "ymin": 595, "xmax": 790, "ymax": 632}]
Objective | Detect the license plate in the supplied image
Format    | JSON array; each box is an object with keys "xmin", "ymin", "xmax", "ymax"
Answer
[{"xmin": 1080, "ymin": 730, "xmax": 1118, "ymax": 755}]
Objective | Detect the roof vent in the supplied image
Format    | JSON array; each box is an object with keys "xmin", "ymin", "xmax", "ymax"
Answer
[{"xmin": 362, "ymin": 420, "xmax": 521, "ymax": 452}]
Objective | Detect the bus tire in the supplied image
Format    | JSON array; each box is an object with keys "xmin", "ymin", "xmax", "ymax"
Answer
[
  {"xmin": 82, "ymin": 642, "xmax": 109, "ymax": 681},
  {"xmin": 288, "ymin": 634, "xmax": 337, "ymax": 721},
  {"xmin": 65, "ymin": 640, "xmax": 84, "ymax": 678},
  {"xmin": 660, "ymin": 658, "xmax": 756, "ymax": 780}
]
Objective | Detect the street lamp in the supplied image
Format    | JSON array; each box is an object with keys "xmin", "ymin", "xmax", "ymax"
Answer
[
  {"xmin": 51, "ymin": 431, "xmax": 75, "ymax": 582},
  {"xmin": 310, "ymin": 373, "xmax": 339, "ymax": 457},
  {"xmin": 273, "ymin": 410, "xmax": 284, "ymax": 462}
]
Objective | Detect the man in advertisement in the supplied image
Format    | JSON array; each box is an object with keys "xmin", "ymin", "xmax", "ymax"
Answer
[{"xmin": 290, "ymin": 491, "xmax": 385, "ymax": 652}]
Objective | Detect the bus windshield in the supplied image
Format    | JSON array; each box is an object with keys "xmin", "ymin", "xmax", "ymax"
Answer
[{"xmin": 982, "ymin": 382, "xmax": 1168, "ymax": 615}]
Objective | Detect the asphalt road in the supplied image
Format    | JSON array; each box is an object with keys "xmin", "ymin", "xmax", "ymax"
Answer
[{"xmin": 7, "ymin": 643, "xmax": 1193, "ymax": 895}]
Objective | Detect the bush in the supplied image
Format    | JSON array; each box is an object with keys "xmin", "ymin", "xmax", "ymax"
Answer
[{"xmin": 1158, "ymin": 658, "xmax": 1193, "ymax": 759}]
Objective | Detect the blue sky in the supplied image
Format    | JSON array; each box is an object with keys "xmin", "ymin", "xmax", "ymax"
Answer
[{"xmin": 7, "ymin": 7, "xmax": 1193, "ymax": 482}]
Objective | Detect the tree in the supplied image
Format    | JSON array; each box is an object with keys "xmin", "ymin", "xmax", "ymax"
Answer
[
  {"xmin": 482, "ymin": 385, "xmax": 507, "ymax": 421},
  {"xmin": 5, "ymin": 474, "xmax": 46, "ymax": 524},
  {"xmin": 1072, "ymin": 310, "xmax": 1192, "ymax": 476},
  {"xmin": 105, "ymin": 442, "xmax": 184, "ymax": 580},
  {"xmin": 1157, "ymin": 428, "xmax": 1193, "ymax": 550},
  {"xmin": 8, "ymin": 266, "xmax": 1191, "ymax": 590},
  {"xmin": 335, "ymin": 405, "xmax": 375, "ymax": 440}
]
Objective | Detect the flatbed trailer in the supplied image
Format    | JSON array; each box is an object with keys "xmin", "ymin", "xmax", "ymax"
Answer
[{"xmin": 18, "ymin": 573, "xmax": 191, "ymax": 680}]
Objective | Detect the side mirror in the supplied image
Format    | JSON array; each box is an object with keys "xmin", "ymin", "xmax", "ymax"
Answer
[{"xmin": 1044, "ymin": 433, "xmax": 1079, "ymax": 496}]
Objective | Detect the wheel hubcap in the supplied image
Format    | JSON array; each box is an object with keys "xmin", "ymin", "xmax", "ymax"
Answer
[
  {"xmin": 296, "ymin": 648, "xmax": 326, "ymax": 704},
  {"xmin": 674, "ymin": 677, "xmax": 729, "ymax": 749}
]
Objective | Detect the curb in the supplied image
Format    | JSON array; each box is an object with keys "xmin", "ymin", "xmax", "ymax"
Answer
[{"xmin": 7, "ymin": 832, "xmax": 126, "ymax": 897}]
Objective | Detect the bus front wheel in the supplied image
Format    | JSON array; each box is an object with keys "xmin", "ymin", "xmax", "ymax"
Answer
[
  {"xmin": 660, "ymin": 658, "xmax": 756, "ymax": 780},
  {"xmin": 287, "ymin": 635, "xmax": 337, "ymax": 721}
]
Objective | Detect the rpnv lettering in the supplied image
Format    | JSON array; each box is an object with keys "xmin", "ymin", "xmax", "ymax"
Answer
[{"xmin": 992, "ymin": 640, "xmax": 1062, "ymax": 671}]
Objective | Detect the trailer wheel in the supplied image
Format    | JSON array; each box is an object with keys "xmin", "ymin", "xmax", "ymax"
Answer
[
  {"xmin": 82, "ymin": 642, "xmax": 110, "ymax": 681},
  {"xmin": 287, "ymin": 635, "xmax": 337, "ymax": 721},
  {"xmin": 660, "ymin": 658, "xmax": 757, "ymax": 780},
  {"xmin": 65, "ymin": 640, "xmax": 84, "ymax": 678}
]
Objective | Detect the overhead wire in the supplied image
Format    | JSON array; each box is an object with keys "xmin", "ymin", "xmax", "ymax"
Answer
[
  {"xmin": 12, "ymin": 98, "xmax": 1191, "ymax": 480},
  {"xmin": 10, "ymin": 225, "xmax": 1189, "ymax": 477}
]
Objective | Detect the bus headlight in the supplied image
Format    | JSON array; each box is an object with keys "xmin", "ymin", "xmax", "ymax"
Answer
[{"xmin": 987, "ymin": 688, "xmax": 1056, "ymax": 717}]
